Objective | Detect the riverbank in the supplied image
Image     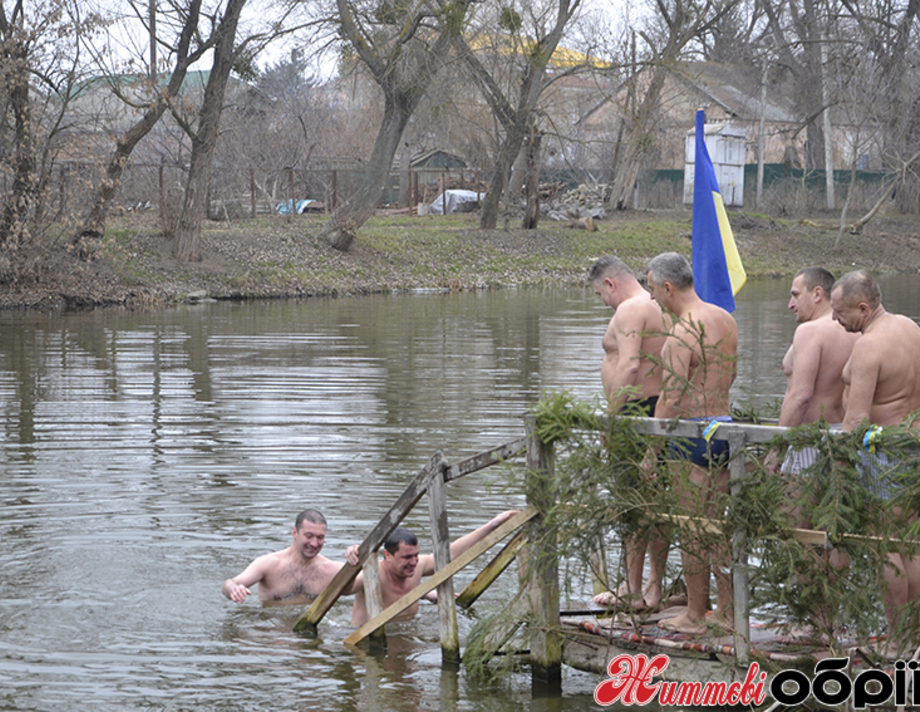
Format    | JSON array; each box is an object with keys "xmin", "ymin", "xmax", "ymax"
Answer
[{"xmin": 5, "ymin": 207, "xmax": 920, "ymax": 309}]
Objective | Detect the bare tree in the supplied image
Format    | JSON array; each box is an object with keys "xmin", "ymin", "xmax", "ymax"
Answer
[
  {"xmin": 0, "ymin": 0, "xmax": 103, "ymax": 247},
  {"xmin": 317, "ymin": 0, "xmax": 477, "ymax": 251},
  {"xmin": 607, "ymin": 0, "xmax": 738, "ymax": 210},
  {"xmin": 73, "ymin": 0, "xmax": 208, "ymax": 252},
  {"xmin": 171, "ymin": 0, "xmax": 248, "ymax": 261},
  {"xmin": 454, "ymin": 0, "xmax": 584, "ymax": 230}
]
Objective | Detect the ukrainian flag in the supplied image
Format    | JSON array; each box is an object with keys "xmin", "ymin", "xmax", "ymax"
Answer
[{"xmin": 691, "ymin": 109, "xmax": 746, "ymax": 312}]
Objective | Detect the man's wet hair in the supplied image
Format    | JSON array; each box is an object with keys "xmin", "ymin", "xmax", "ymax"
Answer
[
  {"xmin": 588, "ymin": 255, "xmax": 634, "ymax": 283},
  {"xmin": 384, "ymin": 527, "xmax": 418, "ymax": 554},
  {"xmin": 796, "ymin": 266, "xmax": 835, "ymax": 296},
  {"xmin": 833, "ymin": 269, "xmax": 881, "ymax": 309},
  {"xmin": 647, "ymin": 252, "xmax": 693, "ymax": 290},
  {"xmin": 294, "ymin": 508, "xmax": 327, "ymax": 530}
]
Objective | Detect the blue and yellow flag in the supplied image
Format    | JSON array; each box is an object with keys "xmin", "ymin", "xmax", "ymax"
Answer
[{"xmin": 691, "ymin": 109, "xmax": 746, "ymax": 312}]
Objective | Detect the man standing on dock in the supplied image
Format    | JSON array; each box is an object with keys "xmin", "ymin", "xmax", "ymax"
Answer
[
  {"xmin": 644, "ymin": 252, "xmax": 738, "ymax": 635},
  {"xmin": 831, "ymin": 269, "xmax": 920, "ymax": 656},
  {"xmin": 588, "ymin": 256, "xmax": 670, "ymax": 611},
  {"xmin": 779, "ymin": 267, "xmax": 857, "ymax": 430}
]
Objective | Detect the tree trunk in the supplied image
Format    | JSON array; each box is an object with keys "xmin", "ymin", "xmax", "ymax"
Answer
[
  {"xmin": 0, "ymin": 50, "xmax": 34, "ymax": 247},
  {"xmin": 608, "ymin": 64, "xmax": 668, "ymax": 210},
  {"xmin": 174, "ymin": 0, "xmax": 246, "ymax": 262},
  {"xmin": 75, "ymin": 0, "xmax": 203, "ymax": 252},
  {"xmin": 479, "ymin": 121, "xmax": 527, "ymax": 230},
  {"xmin": 320, "ymin": 92, "xmax": 411, "ymax": 250},
  {"xmin": 522, "ymin": 131, "xmax": 542, "ymax": 229}
]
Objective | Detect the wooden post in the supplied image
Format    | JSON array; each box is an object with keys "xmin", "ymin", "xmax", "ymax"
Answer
[
  {"xmin": 158, "ymin": 163, "xmax": 164, "ymax": 213},
  {"xmin": 523, "ymin": 417, "xmax": 562, "ymax": 688},
  {"xmin": 250, "ymin": 169, "xmax": 256, "ymax": 218},
  {"xmin": 728, "ymin": 431, "xmax": 750, "ymax": 664},
  {"xmin": 441, "ymin": 173, "xmax": 447, "ymax": 215},
  {"xmin": 332, "ymin": 170, "xmax": 338, "ymax": 209},
  {"xmin": 428, "ymin": 462, "xmax": 460, "ymax": 665},
  {"xmin": 362, "ymin": 556, "xmax": 387, "ymax": 649},
  {"xmin": 288, "ymin": 168, "xmax": 295, "ymax": 220}
]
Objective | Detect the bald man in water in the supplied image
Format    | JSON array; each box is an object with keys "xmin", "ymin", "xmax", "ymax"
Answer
[
  {"xmin": 831, "ymin": 269, "xmax": 920, "ymax": 656},
  {"xmin": 222, "ymin": 509, "xmax": 355, "ymax": 605}
]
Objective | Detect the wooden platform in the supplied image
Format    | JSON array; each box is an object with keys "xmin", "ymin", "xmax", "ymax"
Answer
[{"xmin": 559, "ymin": 603, "xmax": 879, "ymax": 678}]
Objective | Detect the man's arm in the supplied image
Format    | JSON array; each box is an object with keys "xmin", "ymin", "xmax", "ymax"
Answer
[
  {"xmin": 605, "ymin": 308, "xmax": 645, "ymax": 409},
  {"xmin": 841, "ymin": 340, "xmax": 880, "ymax": 431},
  {"xmin": 778, "ymin": 326, "xmax": 822, "ymax": 427},
  {"xmin": 418, "ymin": 510, "xmax": 521, "ymax": 576},
  {"xmin": 222, "ymin": 555, "xmax": 270, "ymax": 603}
]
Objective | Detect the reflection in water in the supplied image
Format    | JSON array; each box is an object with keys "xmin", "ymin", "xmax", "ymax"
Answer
[{"xmin": 0, "ymin": 277, "xmax": 914, "ymax": 711}]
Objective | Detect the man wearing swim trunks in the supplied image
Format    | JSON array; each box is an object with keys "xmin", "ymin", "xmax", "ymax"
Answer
[
  {"xmin": 832, "ymin": 269, "xmax": 920, "ymax": 657},
  {"xmin": 774, "ymin": 267, "xmax": 859, "ymax": 503},
  {"xmin": 645, "ymin": 252, "xmax": 738, "ymax": 635},
  {"xmin": 589, "ymin": 256, "xmax": 669, "ymax": 611}
]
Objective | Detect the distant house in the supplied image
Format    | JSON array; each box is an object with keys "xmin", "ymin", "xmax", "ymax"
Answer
[
  {"xmin": 580, "ymin": 62, "xmax": 811, "ymax": 173},
  {"xmin": 60, "ymin": 71, "xmax": 266, "ymax": 160}
]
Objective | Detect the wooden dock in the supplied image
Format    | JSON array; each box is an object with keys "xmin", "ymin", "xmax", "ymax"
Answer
[{"xmin": 292, "ymin": 411, "xmax": 919, "ymax": 691}]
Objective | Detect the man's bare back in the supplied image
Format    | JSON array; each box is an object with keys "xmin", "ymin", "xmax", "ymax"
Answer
[
  {"xmin": 657, "ymin": 303, "xmax": 736, "ymax": 419},
  {"xmin": 840, "ymin": 311, "xmax": 920, "ymax": 428}
]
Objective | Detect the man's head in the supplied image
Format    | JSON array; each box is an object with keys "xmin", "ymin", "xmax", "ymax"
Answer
[
  {"xmin": 292, "ymin": 509, "xmax": 327, "ymax": 560},
  {"xmin": 830, "ymin": 269, "xmax": 882, "ymax": 333},
  {"xmin": 383, "ymin": 527, "xmax": 420, "ymax": 580},
  {"xmin": 589, "ymin": 256, "xmax": 635, "ymax": 308},
  {"xmin": 789, "ymin": 266, "xmax": 835, "ymax": 323},
  {"xmin": 645, "ymin": 252, "xmax": 693, "ymax": 309}
]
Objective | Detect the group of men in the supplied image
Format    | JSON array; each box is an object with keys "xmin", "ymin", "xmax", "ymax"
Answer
[
  {"xmin": 223, "ymin": 253, "xmax": 920, "ymax": 649},
  {"xmin": 222, "ymin": 507, "xmax": 519, "ymax": 625},
  {"xmin": 590, "ymin": 254, "xmax": 920, "ymax": 646}
]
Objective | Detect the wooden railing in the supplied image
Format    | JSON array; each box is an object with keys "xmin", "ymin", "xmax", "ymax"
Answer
[{"xmin": 293, "ymin": 412, "xmax": 908, "ymax": 681}]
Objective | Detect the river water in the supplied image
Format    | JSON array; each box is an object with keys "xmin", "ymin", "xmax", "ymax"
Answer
[{"xmin": 1, "ymin": 276, "xmax": 918, "ymax": 712}]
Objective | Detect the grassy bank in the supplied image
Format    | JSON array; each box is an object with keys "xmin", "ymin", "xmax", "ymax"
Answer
[{"xmin": 5, "ymin": 207, "xmax": 920, "ymax": 310}]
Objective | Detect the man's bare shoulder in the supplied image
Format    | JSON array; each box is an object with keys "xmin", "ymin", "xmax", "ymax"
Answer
[{"xmin": 614, "ymin": 294, "xmax": 663, "ymax": 329}]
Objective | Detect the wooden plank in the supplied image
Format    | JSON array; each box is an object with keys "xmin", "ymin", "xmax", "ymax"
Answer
[
  {"xmin": 456, "ymin": 528, "xmax": 527, "ymax": 608},
  {"xmin": 293, "ymin": 453, "xmax": 444, "ymax": 633},
  {"xmin": 623, "ymin": 416, "xmax": 781, "ymax": 445},
  {"xmin": 728, "ymin": 431, "xmax": 750, "ymax": 664},
  {"xmin": 443, "ymin": 437, "xmax": 528, "ymax": 482},
  {"xmin": 361, "ymin": 556, "xmax": 387, "ymax": 647},
  {"xmin": 344, "ymin": 508, "xmax": 538, "ymax": 646},
  {"xmin": 427, "ymin": 466, "xmax": 459, "ymax": 663}
]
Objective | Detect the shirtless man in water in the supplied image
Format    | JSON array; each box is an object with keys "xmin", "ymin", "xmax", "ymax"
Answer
[
  {"xmin": 348, "ymin": 511, "xmax": 519, "ymax": 625},
  {"xmin": 588, "ymin": 256, "xmax": 670, "ymax": 611},
  {"xmin": 831, "ymin": 270, "xmax": 920, "ymax": 656},
  {"xmin": 645, "ymin": 252, "xmax": 738, "ymax": 635},
  {"xmin": 222, "ymin": 509, "xmax": 352, "ymax": 604}
]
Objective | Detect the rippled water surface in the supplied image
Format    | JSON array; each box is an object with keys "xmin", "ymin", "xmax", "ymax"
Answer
[{"xmin": 1, "ymin": 277, "xmax": 916, "ymax": 711}]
